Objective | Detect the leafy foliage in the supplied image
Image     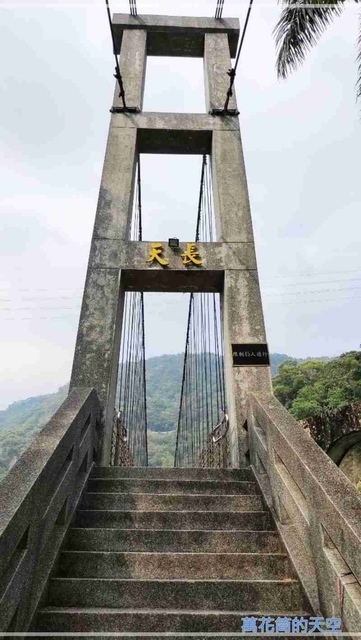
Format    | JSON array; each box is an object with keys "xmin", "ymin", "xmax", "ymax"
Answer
[
  {"xmin": 273, "ymin": 351, "xmax": 361, "ymax": 420},
  {"xmin": 0, "ymin": 352, "xmax": 291, "ymax": 479},
  {"xmin": 274, "ymin": 0, "xmax": 360, "ymax": 107}
]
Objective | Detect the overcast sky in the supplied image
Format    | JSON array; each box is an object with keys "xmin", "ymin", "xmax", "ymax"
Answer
[{"xmin": 0, "ymin": 0, "xmax": 360, "ymax": 409}]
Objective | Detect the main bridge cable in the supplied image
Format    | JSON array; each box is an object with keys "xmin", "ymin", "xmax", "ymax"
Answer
[
  {"xmin": 212, "ymin": 0, "xmax": 255, "ymax": 116},
  {"xmin": 105, "ymin": 0, "xmax": 139, "ymax": 113},
  {"xmin": 129, "ymin": 0, "xmax": 137, "ymax": 16},
  {"xmin": 215, "ymin": 0, "xmax": 225, "ymax": 19},
  {"xmin": 105, "ymin": 0, "xmax": 126, "ymax": 109}
]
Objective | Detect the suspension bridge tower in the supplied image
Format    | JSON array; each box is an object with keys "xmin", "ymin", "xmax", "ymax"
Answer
[
  {"xmin": 3, "ymin": 13, "xmax": 361, "ymax": 638},
  {"xmin": 69, "ymin": 12, "xmax": 271, "ymax": 467}
]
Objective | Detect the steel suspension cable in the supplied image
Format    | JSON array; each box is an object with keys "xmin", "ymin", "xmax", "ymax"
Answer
[
  {"xmin": 223, "ymin": 0, "xmax": 254, "ymax": 112},
  {"xmin": 129, "ymin": 0, "xmax": 137, "ymax": 16},
  {"xmin": 113, "ymin": 157, "xmax": 147, "ymax": 467},
  {"xmin": 215, "ymin": 0, "xmax": 225, "ymax": 19},
  {"xmin": 174, "ymin": 156, "xmax": 227, "ymax": 468},
  {"xmin": 105, "ymin": 0, "xmax": 127, "ymax": 109}
]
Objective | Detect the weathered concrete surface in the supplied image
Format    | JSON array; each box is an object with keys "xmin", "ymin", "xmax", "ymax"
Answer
[
  {"xmin": 34, "ymin": 465, "xmax": 311, "ymax": 634},
  {"xmin": 70, "ymin": 270, "xmax": 124, "ymax": 465},
  {"xmin": 204, "ymin": 33, "xmax": 237, "ymax": 113},
  {"xmin": 70, "ymin": 12, "xmax": 270, "ymax": 470},
  {"xmin": 212, "ymin": 130, "xmax": 254, "ymax": 243},
  {"xmin": 92, "ymin": 127, "xmax": 137, "ymax": 239},
  {"xmin": 222, "ymin": 270, "xmax": 271, "ymax": 465},
  {"xmin": 248, "ymin": 391, "xmax": 361, "ymax": 633},
  {"xmin": 111, "ymin": 111, "xmax": 240, "ymax": 131},
  {"xmin": 112, "ymin": 14, "xmax": 240, "ymax": 57},
  {"xmin": 113, "ymin": 29, "xmax": 147, "ymax": 110},
  {"xmin": 0, "ymin": 388, "xmax": 100, "ymax": 633}
]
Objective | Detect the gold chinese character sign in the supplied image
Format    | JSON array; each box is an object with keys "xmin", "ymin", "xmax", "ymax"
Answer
[
  {"xmin": 146, "ymin": 242, "xmax": 203, "ymax": 268},
  {"xmin": 146, "ymin": 242, "xmax": 169, "ymax": 266},
  {"xmin": 181, "ymin": 243, "xmax": 202, "ymax": 266}
]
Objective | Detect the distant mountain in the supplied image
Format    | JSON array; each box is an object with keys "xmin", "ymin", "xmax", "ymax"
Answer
[{"xmin": 0, "ymin": 352, "xmax": 294, "ymax": 477}]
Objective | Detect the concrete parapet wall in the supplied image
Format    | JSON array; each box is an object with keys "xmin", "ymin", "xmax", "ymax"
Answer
[
  {"xmin": 0, "ymin": 388, "xmax": 101, "ymax": 633},
  {"xmin": 248, "ymin": 392, "xmax": 361, "ymax": 633}
]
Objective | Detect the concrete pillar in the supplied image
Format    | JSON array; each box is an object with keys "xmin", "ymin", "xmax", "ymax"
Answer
[
  {"xmin": 70, "ymin": 38, "xmax": 141, "ymax": 463},
  {"xmin": 113, "ymin": 30, "xmax": 147, "ymax": 110},
  {"xmin": 204, "ymin": 33, "xmax": 237, "ymax": 113},
  {"xmin": 206, "ymin": 40, "xmax": 272, "ymax": 464}
]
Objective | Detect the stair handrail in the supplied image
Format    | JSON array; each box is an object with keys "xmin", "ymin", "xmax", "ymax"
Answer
[
  {"xmin": 0, "ymin": 387, "xmax": 101, "ymax": 633},
  {"xmin": 248, "ymin": 390, "xmax": 361, "ymax": 632}
]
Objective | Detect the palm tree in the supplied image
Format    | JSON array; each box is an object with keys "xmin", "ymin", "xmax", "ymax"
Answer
[{"xmin": 274, "ymin": 0, "xmax": 361, "ymax": 102}]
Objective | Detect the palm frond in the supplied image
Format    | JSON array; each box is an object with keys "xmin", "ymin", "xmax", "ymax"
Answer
[
  {"xmin": 357, "ymin": 10, "xmax": 361, "ymax": 101},
  {"xmin": 274, "ymin": 0, "xmax": 345, "ymax": 79}
]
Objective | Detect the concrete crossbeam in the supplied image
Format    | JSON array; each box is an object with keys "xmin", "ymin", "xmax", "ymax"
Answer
[
  {"xmin": 108, "ymin": 113, "xmax": 239, "ymax": 155},
  {"xmin": 89, "ymin": 241, "xmax": 256, "ymax": 272},
  {"xmin": 110, "ymin": 112, "xmax": 239, "ymax": 131},
  {"xmin": 112, "ymin": 14, "xmax": 240, "ymax": 58},
  {"xmin": 87, "ymin": 241, "xmax": 256, "ymax": 293}
]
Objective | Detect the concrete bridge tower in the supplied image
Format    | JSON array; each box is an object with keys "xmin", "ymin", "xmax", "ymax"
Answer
[
  {"xmin": 2, "ymin": 13, "xmax": 361, "ymax": 638},
  {"xmin": 69, "ymin": 13, "xmax": 272, "ymax": 466}
]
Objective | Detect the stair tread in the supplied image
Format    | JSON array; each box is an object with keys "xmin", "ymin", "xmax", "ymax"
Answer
[
  {"xmin": 77, "ymin": 509, "xmax": 268, "ymax": 513},
  {"xmin": 33, "ymin": 466, "xmax": 311, "ymax": 631},
  {"xmin": 69, "ymin": 527, "xmax": 275, "ymax": 532},
  {"xmin": 84, "ymin": 491, "xmax": 259, "ymax": 496},
  {"xmin": 89, "ymin": 478, "xmax": 254, "ymax": 483},
  {"xmin": 60, "ymin": 550, "xmax": 287, "ymax": 556},
  {"xmin": 40, "ymin": 606, "xmax": 310, "ymax": 614},
  {"xmin": 51, "ymin": 577, "xmax": 298, "ymax": 583}
]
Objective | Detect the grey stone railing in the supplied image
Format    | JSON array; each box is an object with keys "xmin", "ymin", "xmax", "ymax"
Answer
[
  {"xmin": 248, "ymin": 391, "xmax": 361, "ymax": 633},
  {"xmin": 0, "ymin": 387, "xmax": 101, "ymax": 633}
]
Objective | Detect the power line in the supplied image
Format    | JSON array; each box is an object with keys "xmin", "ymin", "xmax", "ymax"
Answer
[
  {"xmin": 0, "ymin": 315, "xmax": 79, "ymax": 320},
  {"xmin": 264, "ymin": 277, "xmax": 361, "ymax": 289},
  {"xmin": 3, "ymin": 284, "xmax": 361, "ymax": 309},
  {"xmin": 262, "ymin": 268, "xmax": 361, "ymax": 281},
  {"xmin": 0, "ymin": 288, "xmax": 83, "ymax": 292},
  {"xmin": 264, "ymin": 285, "xmax": 361, "ymax": 297},
  {"xmin": 267, "ymin": 295, "xmax": 361, "ymax": 306}
]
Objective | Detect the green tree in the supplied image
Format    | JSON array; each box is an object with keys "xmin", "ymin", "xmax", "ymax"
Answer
[
  {"xmin": 273, "ymin": 351, "xmax": 361, "ymax": 419},
  {"xmin": 274, "ymin": 0, "xmax": 361, "ymax": 104}
]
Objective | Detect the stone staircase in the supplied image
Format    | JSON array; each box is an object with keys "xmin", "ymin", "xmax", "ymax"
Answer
[{"xmin": 34, "ymin": 466, "xmax": 311, "ymax": 636}]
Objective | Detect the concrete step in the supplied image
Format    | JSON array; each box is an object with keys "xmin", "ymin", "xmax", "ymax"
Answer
[
  {"xmin": 74, "ymin": 509, "xmax": 274, "ymax": 530},
  {"xmin": 48, "ymin": 578, "xmax": 306, "ymax": 611},
  {"xmin": 81, "ymin": 492, "xmax": 264, "ymax": 512},
  {"xmin": 87, "ymin": 477, "xmax": 259, "ymax": 495},
  {"xmin": 89, "ymin": 466, "xmax": 252, "ymax": 481},
  {"xmin": 67, "ymin": 528, "xmax": 283, "ymax": 553},
  {"xmin": 58, "ymin": 551, "xmax": 290, "ymax": 580},
  {"xmin": 36, "ymin": 607, "xmax": 312, "ymax": 633}
]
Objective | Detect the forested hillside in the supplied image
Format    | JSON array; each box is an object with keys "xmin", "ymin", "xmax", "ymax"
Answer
[
  {"xmin": 0, "ymin": 351, "xmax": 307, "ymax": 477},
  {"xmin": 273, "ymin": 351, "xmax": 361, "ymax": 419}
]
